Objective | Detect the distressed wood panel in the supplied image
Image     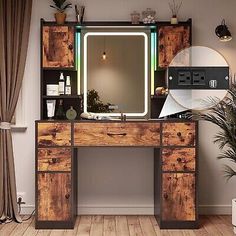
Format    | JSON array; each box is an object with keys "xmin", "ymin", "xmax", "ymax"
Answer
[
  {"xmin": 162, "ymin": 148, "xmax": 195, "ymax": 171},
  {"xmin": 43, "ymin": 26, "xmax": 74, "ymax": 68},
  {"xmin": 38, "ymin": 148, "xmax": 71, "ymax": 171},
  {"xmin": 162, "ymin": 173, "xmax": 195, "ymax": 221},
  {"xmin": 37, "ymin": 123, "xmax": 71, "ymax": 147},
  {"xmin": 158, "ymin": 25, "xmax": 190, "ymax": 68},
  {"xmin": 38, "ymin": 173, "xmax": 71, "ymax": 221},
  {"xmin": 74, "ymin": 122, "xmax": 161, "ymax": 146},
  {"xmin": 162, "ymin": 122, "xmax": 195, "ymax": 146}
]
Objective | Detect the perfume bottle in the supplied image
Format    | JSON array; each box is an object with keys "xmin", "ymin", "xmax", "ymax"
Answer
[
  {"xmin": 58, "ymin": 72, "xmax": 65, "ymax": 95},
  {"xmin": 56, "ymin": 99, "xmax": 65, "ymax": 120},
  {"xmin": 65, "ymin": 76, "xmax": 71, "ymax": 95},
  {"xmin": 66, "ymin": 106, "xmax": 77, "ymax": 120}
]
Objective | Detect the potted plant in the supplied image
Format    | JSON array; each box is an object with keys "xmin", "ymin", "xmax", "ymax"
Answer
[
  {"xmin": 169, "ymin": 0, "xmax": 182, "ymax": 24},
  {"xmin": 200, "ymin": 84, "xmax": 236, "ymax": 233},
  {"xmin": 50, "ymin": 0, "xmax": 72, "ymax": 25}
]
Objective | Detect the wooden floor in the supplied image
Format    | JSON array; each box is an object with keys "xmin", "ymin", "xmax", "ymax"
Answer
[{"xmin": 0, "ymin": 215, "xmax": 234, "ymax": 236}]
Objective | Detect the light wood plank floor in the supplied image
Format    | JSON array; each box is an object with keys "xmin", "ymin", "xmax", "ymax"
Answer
[{"xmin": 0, "ymin": 215, "xmax": 234, "ymax": 236}]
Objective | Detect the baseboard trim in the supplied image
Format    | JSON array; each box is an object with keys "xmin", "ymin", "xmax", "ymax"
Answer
[{"xmin": 19, "ymin": 204, "xmax": 232, "ymax": 215}]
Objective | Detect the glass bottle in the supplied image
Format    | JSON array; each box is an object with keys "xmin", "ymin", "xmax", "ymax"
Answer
[{"xmin": 56, "ymin": 99, "xmax": 66, "ymax": 120}]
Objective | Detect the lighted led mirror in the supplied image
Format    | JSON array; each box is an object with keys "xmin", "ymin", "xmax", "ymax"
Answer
[{"xmin": 83, "ymin": 32, "xmax": 149, "ymax": 117}]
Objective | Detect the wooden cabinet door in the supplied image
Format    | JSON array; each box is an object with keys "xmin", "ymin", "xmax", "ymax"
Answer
[
  {"xmin": 38, "ymin": 173, "xmax": 71, "ymax": 221},
  {"xmin": 158, "ymin": 25, "xmax": 191, "ymax": 68},
  {"xmin": 162, "ymin": 173, "xmax": 195, "ymax": 221},
  {"xmin": 42, "ymin": 26, "xmax": 74, "ymax": 68}
]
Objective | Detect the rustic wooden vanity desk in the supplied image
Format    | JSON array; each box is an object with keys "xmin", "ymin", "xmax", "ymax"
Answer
[
  {"xmin": 35, "ymin": 119, "xmax": 198, "ymax": 229},
  {"xmin": 36, "ymin": 19, "xmax": 198, "ymax": 229}
]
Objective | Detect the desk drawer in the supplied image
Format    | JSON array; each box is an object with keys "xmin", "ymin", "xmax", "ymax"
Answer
[
  {"xmin": 162, "ymin": 148, "xmax": 195, "ymax": 172},
  {"xmin": 38, "ymin": 148, "xmax": 71, "ymax": 171},
  {"xmin": 162, "ymin": 122, "xmax": 195, "ymax": 146},
  {"xmin": 74, "ymin": 122, "xmax": 161, "ymax": 146},
  {"xmin": 37, "ymin": 123, "xmax": 71, "ymax": 147}
]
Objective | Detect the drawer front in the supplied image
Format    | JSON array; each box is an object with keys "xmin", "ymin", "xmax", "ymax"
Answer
[
  {"xmin": 162, "ymin": 148, "xmax": 195, "ymax": 171},
  {"xmin": 74, "ymin": 122, "xmax": 161, "ymax": 146},
  {"xmin": 37, "ymin": 123, "xmax": 71, "ymax": 147},
  {"xmin": 162, "ymin": 173, "xmax": 195, "ymax": 221},
  {"xmin": 38, "ymin": 148, "xmax": 71, "ymax": 171},
  {"xmin": 162, "ymin": 122, "xmax": 196, "ymax": 146},
  {"xmin": 37, "ymin": 173, "xmax": 71, "ymax": 221}
]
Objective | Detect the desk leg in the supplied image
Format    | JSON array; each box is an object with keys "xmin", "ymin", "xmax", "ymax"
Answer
[{"xmin": 154, "ymin": 148, "xmax": 161, "ymax": 223}]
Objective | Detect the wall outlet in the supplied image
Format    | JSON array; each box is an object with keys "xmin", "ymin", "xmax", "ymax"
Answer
[
  {"xmin": 193, "ymin": 71, "xmax": 206, "ymax": 85},
  {"xmin": 17, "ymin": 192, "xmax": 26, "ymax": 204},
  {"xmin": 178, "ymin": 71, "xmax": 191, "ymax": 85}
]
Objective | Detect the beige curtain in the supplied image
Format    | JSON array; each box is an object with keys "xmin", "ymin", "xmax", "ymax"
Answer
[{"xmin": 0, "ymin": 0, "xmax": 32, "ymax": 222}]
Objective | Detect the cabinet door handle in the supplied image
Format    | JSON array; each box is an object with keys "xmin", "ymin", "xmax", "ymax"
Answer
[
  {"xmin": 177, "ymin": 132, "xmax": 182, "ymax": 137},
  {"xmin": 107, "ymin": 132, "xmax": 127, "ymax": 136},
  {"xmin": 68, "ymin": 44, "xmax": 73, "ymax": 50},
  {"xmin": 65, "ymin": 193, "xmax": 70, "ymax": 199}
]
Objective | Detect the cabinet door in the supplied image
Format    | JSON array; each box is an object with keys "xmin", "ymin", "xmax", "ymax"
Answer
[
  {"xmin": 158, "ymin": 25, "xmax": 190, "ymax": 68},
  {"xmin": 38, "ymin": 173, "xmax": 71, "ymax": 221},
  {"xmin": 42, "ymin": 26, "xmax": 74, "ymax": 68},
  {"xmin": 162, "ymin": 173, "xmax": 195, "ymax": 221}
]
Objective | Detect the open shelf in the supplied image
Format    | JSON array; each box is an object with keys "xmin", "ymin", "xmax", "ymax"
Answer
[{"xmin": 43, "ymin": 95, "xmax": 81, "ymax": 99}]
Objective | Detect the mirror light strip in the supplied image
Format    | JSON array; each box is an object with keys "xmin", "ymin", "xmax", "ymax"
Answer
[
  {"xmin": 83, "ymin": 32, "xmax": 148, "ymax": 117},
  {"xmin": 76, "ymin": 32, "xmax": 81, "ymax": 95},
  {"xmin": 151, "ymin": 32, "xmax": 156, "ymax": 95}
]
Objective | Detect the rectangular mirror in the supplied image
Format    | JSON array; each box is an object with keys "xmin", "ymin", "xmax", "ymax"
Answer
[{"xmin": 83, "ymin": 31, "xmax": 149, "ymax": 117}]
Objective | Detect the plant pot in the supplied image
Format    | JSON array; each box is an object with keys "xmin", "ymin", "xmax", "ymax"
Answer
[
  {"xmin": 232, "ymin": 199, "xmax": 236, "ymax": 234},
  {"xmin": 171, "ymin": 17, "xmax": 178, "ymax": 25},
  {"xmin": 54, "ymin": 12, "xmax": 67, "ymax": 25}
]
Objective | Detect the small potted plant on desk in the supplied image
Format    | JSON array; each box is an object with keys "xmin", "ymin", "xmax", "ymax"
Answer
[
  {"xmin": 50, "ymin": 0, "xmax": 72, "ymax": 25},
  {"xmin": 199, "ymin": 84, "xmax": 236, "ymax": 234}
]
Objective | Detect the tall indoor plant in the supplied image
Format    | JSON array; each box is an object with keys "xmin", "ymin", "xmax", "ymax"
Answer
[
  {"xmin": 201, "ymin": 84, "xmax": 236, "ymax": 180},
  {"xmin": 200, "ymin": 84, "xmax": 236, "ymax": 233},
  {"xmin": 50, "ymin": 0, "xmax": 72, "ymax": 24}
]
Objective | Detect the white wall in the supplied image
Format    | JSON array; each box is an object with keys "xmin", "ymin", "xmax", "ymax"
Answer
[{"xmin": 13, "ymin": 0, "xmax": 236, "ymax": 215}]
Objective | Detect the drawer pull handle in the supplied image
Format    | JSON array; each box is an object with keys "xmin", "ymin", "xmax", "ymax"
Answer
[
  {"xmin": 68, "ymin": 44, "xmax": 73, "ymax": 50},
  {"xmin": 177, "ymin": 132, "xmax": 182, "ymax": 137},
  {"xmin": 65, "ymin": 193, "xmax": 70, "ymax": 199},
  {"xmin": 177, "ymin": 157, "xmax": 182, "ymax": 162},
  {"xmin": 107, "ymin": 132, "xmax": 127, "ymax": 136},
  {"xmin": 52, "ymin": 158, "xmax": 57, "ymax": 164},
  {"xmin": 177, "ymin": 157, "xmax": 187, "ymax": 163}
]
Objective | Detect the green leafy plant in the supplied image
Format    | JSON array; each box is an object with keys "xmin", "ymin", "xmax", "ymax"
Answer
[
  {"xmin": 199, "ymin": 84, "xmax": 236, "ymax": 180},
  {"xmin": 87, "ymin": 89, "xmax": 114, "ymax": 113},
  {"xmin": 50, "ymin": 0, "xmax": 72, "ymax": 13}
]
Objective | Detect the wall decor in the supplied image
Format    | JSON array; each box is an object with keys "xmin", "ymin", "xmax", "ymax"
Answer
[
  {"xmin": 169, "ymin": 0, "xmax": 182, "ymax": 24},
  {"xmin": 50, "ymin": 0, "xmax": 72, "ymax": 24}
]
